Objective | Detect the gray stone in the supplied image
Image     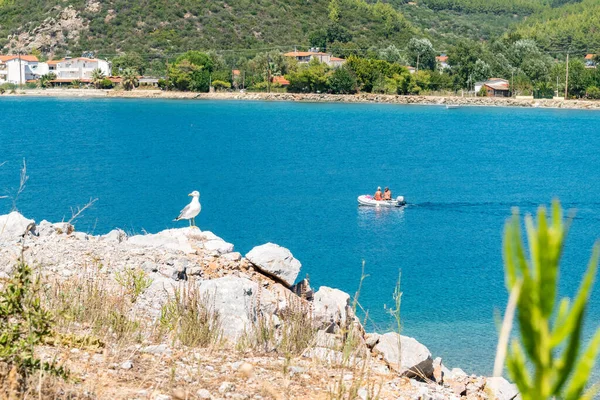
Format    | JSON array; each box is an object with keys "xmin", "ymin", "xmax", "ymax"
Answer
[
  {"xmin": 197, "ymin": 276, "xmax": 277, "ymax": 341},
  {"xmin": 220, "ymin": 252, "xmax": 242, "ymax": 262},
  {"xmin": 128, "ymin": 228, "xmax": 197, "ymax": 254},
  {"xmin": 204, "ymin": 239, "xmax": 234, "ymax": 255},
  {"xmin": 141, "ymin": 344, "xmax": 172, "ymax": 355},
  {"xmin": 72, "ymin": 232, "xmax": 88, "ymax": 240},
  {"xmin": 141, "ymin": 261, "xmax": 158, "ymax": 273},
  {"xmin": 120, "ymin": 360, "xmax": 133, "ymax": 370},
  {"xmin": 365, "ymin": 332, "xmax": 380, "ymax": 348},
  {"xmin": 36, "ymin": 220, "xmax": 55, "ymax": 237},
  {"xmin": 0, "ymin": 212, "xmax": 35, "ymax": 240},
  {"xmin": 153, "ymin": 395, "xmax": 170, "ymax": 400},
  {"xmin": 313, "ymin": 286, "xmax": 351, "ymax": 328},
  {"xmin": 449, "ymin": 367, "xmax": 467, "ymax": 379},
  {"xmin": 485, "ymin": 377, "xmax": 519, "ymax": 400},
  {"xmin": 315, "ymin": 330, "xmax": 343, "ymax": 349},
  {"xmin": 196, "ymin": 389, "xmax": 211, "ymax": 399},
  {"xmin": 52, "ymin": 222, "xmax": 74, "ymax": 235},
  {"xmin": 218, "ymin": 382, "xmax": 235, "ymax": 394},
  {"xmin": 245, "ymin": 243, "xmax": 301, "ymax": 286},
  {"xmin": 102, "ymin": 229, "xmax": 127, "ymax": 243},
  {"xmin": 372, "ymin": 332, "xmax": 434, "ymax": 379}
]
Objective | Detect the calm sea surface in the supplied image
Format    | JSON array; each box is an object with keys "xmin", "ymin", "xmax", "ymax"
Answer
[{"xmin": 2, "ymin": 97, "xmax": 600, "ymax": 375}]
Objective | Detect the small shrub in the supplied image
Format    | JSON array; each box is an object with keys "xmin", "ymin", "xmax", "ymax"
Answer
[
  {"xmin": 0, "ymin": 263, "xmax": 68, "ymax": 396},
  {"xmin": 586, "ymin": 85, "xmax": 600, "ymax": 100},
  {"xmin": 159, "ymin": 284, "xmax": 222, "ymax": 347},
  {"xmin": 100, "ymin": 78, "xmax": 114, "ymax": 89},
  {"xmin": 115, "ymin": 268, "xmax": 152, "ymax": 302},
  {"xmin": 25, "ymin": 82, "xmax": 37, "ymax": 89},
  {"xmin": 500, "ymin": 200, "xmax": 600, "ymax": 400},
  {"xmin": 212, "ymin": 79, "xmax": 231, "ymax": 91}
]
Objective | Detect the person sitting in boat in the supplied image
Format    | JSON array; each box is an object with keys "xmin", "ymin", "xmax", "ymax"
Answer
[
  {"xmin": 374, "ymin": 187, "xmax": 383, "ymax": 201},
  {"xmin": 383, "ymin": 187, "xmax": 392, "ymax": 200}
]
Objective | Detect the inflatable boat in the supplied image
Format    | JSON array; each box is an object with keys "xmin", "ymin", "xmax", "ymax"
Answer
[{"xmin": 358, "ymin": 195, "xmax": 406, "ymax": 208}]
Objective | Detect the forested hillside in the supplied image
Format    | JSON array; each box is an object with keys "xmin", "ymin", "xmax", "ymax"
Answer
[
  {"xmin": 0, "ymin": 0, "xmax": 413, "ymax": 57},
  {"xmin": 515, "ymin": 0, "xmax": 600, "ymax": 54}
]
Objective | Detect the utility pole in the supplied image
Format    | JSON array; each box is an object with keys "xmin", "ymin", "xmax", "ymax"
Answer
[
  {"xmin": 556, "ymin": 76, "xmax": 559, "ymax": 98},
  {"xmin": 242, "ymin": 71, "xmax": 245, "ymax": 90},
  {"xmin": 564, "ymin": 52, "xmax": 569, "ymax": 100},
  {"xmin": 165, "ymin": 56, "xmax": 169, "ymax": 91},
  {"xmin": 416, "ymin": 53, "xmax": 420, "ymax": 73},
  {"xmin": 18, "ymin": 51, "xmax": 23, "ymax": 87},
  {"xmin": 267, "ymin": 54, "xmax": 271, "ymax": 93},
  {"xmin": 511, "ymin": 70, "xmax": 514, "ymax": 98}
]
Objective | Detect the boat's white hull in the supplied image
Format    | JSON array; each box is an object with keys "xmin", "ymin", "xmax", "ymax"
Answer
[{"xmin": 358, "ymin": 195, "xmax": 406, "ymax": 208}]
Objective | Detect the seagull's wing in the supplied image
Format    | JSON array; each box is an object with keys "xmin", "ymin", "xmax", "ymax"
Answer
[{"xmin": 174, "ymin": 203, "xmax": 192, "ymax": 221}]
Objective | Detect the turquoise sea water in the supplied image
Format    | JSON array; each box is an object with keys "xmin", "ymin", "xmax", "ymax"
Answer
[{"xmin": 2, "ymin": 97, "xmax": 600, "ymax": 375}]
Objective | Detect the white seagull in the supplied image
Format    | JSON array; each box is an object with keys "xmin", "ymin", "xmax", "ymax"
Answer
[{"xmin": 174, "ymin": 190, "xmax": 201, "ymax": 227}]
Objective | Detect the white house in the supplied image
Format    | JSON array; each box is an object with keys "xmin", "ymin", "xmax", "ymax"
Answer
[
  {"xmin": 53, "ymin": 57, "xmax": 111, "ymax": 80},
  {"xmin": 0, "ymin": 55, "xmax": 42, "ymax": 84},
  {"xmin": 284, "ymin": 50, "xmax": 346, "ymax": 67}
]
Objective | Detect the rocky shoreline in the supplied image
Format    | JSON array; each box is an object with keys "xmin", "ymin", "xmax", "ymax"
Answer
[
  {"xmin": 0, "ymin": 211, "xmax": 519, "ymax": 399},
  {"xmin": 7, "ymin": 88, "xmax": 600, "ymax": 110}
]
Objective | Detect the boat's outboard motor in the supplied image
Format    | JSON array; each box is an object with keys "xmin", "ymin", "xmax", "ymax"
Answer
[{"xmin": 396, "ymin": 196, "xmax": 406, "ymax": 206}]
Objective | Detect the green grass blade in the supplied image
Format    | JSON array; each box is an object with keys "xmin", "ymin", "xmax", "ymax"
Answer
[{"xmin": 563, "ymin": 328, "xmax": 600, "ymax": 400}]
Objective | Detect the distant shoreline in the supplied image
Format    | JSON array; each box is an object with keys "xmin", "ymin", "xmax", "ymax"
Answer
[{"xmin": 6, "ymin": 88, "xmax": 600, "ymax": 110}]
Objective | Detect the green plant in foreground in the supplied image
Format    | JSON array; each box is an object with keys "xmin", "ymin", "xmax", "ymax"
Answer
[
  {"xmin": 115, "ymin": 268, "xmax": 152, "ymax": 302},
  {"xmin": 501, "ymin": 200, "xmax": 600, "ymax": 400},
  {"xmin": 0, "ymin": 263, "xmax": 68, "ymax": 389}
]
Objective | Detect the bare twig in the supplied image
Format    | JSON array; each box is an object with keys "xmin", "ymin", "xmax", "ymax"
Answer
[
  {"xmin": 68, "ymin": 197, "xmax": 98, "ymax": 224},
  {"xmin": 493, "ymin": 279, "xmax": 522, "ymax": 377},
  {"xmin": 11, "ymin": 158, "xmax": 28, "ymax": 211}
]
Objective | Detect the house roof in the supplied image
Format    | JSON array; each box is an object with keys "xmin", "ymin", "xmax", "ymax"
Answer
[
  {"xmin": 284, "ymin": 51, "xmax": 329, "ymax": 57},
  {"xmin": 47, "ymin": 59, "xmax": 64, "ymax": 65},
  {"xmin": 436, "ymin": 55, "xmax": 448, "ymax": 62},
  {"xmin": 0, "ymin": 55, "xmax": 39, "ymax": 62},
  {"xmin": 271, "ymin": 76, "xmax": 290, "ymax": 85},
  {"xmin": 585, "ymin": 54, "xmax": 596, "ymax": 60},
  {"xmin": 330, "ymin": 57, "xmax": 345, "ymax": 62},
  {"xmin": 488, "ymin": 77, "xmax": 508, "ymax": 83},
  {"xmin": 484, "ymin": 82, "xmax": 509, "ymax": 90},
  {"xmin": 232, "ymin": 69, "xmax": 240, "ymax": 75}
]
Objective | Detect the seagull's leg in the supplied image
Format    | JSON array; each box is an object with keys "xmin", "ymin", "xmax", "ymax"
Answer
[{"xmin": 188, "ymin": 219, "xmax": 191, "ymax": 227}]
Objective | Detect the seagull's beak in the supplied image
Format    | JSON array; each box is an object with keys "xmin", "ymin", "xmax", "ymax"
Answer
[{"xmin": 188, "ymin": 193, "xmax": 193, "ymax": 197}]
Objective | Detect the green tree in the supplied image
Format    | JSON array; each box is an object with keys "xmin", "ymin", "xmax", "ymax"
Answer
[
  {"xmin": 287, "ymin": 59, "xmax": 330, "ymax": 93},
  {"xmin": 328, "ymin": 65, "xmax": 357, "ymax": 94},
  {"xmin": 112, "ymin": 52, "xmax": 146, "ymax": 75},
  {"xmin": 408, "ymin": 38, "xmax": 436, "ymax": 71},
  {"xmin": 176, "ymin": 51, "xmax": 214, "ymax": 72},
  {"xmin": 121, "ymin": 68, "xmax": 139, "ymax": 91},
  {"xmin": 91, "ymin": 68, "xmax": 105, "ymax": 89},
  {"xmin": 328, "ymin": 0, "xmax": 340, "ymax": 23},
  {"xmin": 378, "ymin": 44, "xmax": 408, "ymax": 65},
  {"xmin": 448, "ymin": 40, "xmax": 483, "ymax": 88},
  {"xmin": 39, "ymin": 73, "xmax": 56, "ymax": 88}
]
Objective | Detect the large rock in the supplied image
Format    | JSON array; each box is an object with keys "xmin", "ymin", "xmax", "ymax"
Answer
[
  {"xmin": 245, "ymin": 243, "xmax": 301, "ymax": 286},
  {"xmin": 0, "ymin": 212, "xmax": 35, "ymax": 240},
  {"xmin": 372, "ymin": 332, "xmax": 434, "ymax": 379},
  {"xmin": 313, "ymin": 286, "xmax": 352, "ymax": 330},
  {"xmin": 197, "ymin": 276, "xmax": 278, "ymax": 341},
  {"xmin": 128, "ymin": 228, "xmax": 197, "ymax": 254},
  {"xmin": 485, "ymin": 377, "xmax": 519, "ymax": 400}
]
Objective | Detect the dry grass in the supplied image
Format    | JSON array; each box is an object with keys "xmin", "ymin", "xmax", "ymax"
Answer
[
  {"xmin": 159, "ymin": 282, "xmax": 222, "ymax": 348},
  {"xmin": 42, "ymin": 262, "xmax": 144, "ymax": 345},
  {"xmin": 237, "ymin": 290, "xmax": 317, "ymax": 357}
]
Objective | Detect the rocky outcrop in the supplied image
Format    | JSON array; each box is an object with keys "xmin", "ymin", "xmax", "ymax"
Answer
[
  {"xmin": 0, "ymin": 211, "xmax": 35, "ymax": 241},
  {"xmin": 373, "ymin": 332, "xmax": 434, "ymax": 379},
  {"xmin": 485, "ymin": 377, "xmax": 520, "ymax": 400},
  {"xmin": 312, "ymin": 286, "xmax": 352, "ymax": 330},
  {"xmin": 197, "ymin": 276, "xmax": 278, "ymax": 341},
  {"xmin": 245, "ymin": 243, "xmax": 301, "ymax": 286},
  {"xmin": 0, "ymin": 211, "xmax": 521, "ymax": 400}
]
